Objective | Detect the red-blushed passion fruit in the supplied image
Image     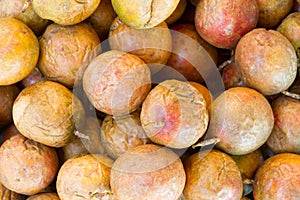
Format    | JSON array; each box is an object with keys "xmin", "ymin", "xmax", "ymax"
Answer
[
  {"xmin": 165, "ymin": 0, "xmax": 187, "ymax": 25},
  {"xmin": 27, "ymin": 193, "xmax": 59, "ymax": 200},
  {"xmin": 235, "ymin": 28, "xmax": 297, "ymax": 95},
  {"xmin": 0, "ymin": 0, "xmax": 26, "ymax": 18},
  {"xmin": 254, "ymin": 153, "xmax": 300, "ymax": 199},
  {"xmin": 166, "ymin": 23, "xmax": 218, "ymax": 82},
  {"xmin": 194, "ymin": 0, "xmax": 258, "ymax": 49},
  {"xmin": 0, "ymin": 134, "xmax": 59, "ymax": 195},
  {"xmin": 207, "ymin": 87, "xmax": 274, "ymax": 155},
  {"xmin": 12, "ymin": 81, "xmax": 85, "ymax": 147},
  {"xmin": 83, "ymin": 50, "xmax": 151, "ymax": 116},
  {"xmin": 0, "ymin": 85, "xmax": 19, "ymax": 127},
  {"xmin": 56, "ymin": 154, "xmax": 113, "ymax": 200},
  {"xmin": 0, "ymin": 18, "xmax": 39, "ymax": 86},
  {"xmin": 0, "ymin": 183, "xmax": 24, "ymax": 200},
  {"xmin": 38, "ymin": 22, "xmax": 101, "ymax": 88},
  {"xmin": 110, "ymin": 144, "xmax": 186, "ymax": 200},
  {"xmin": 109, "ymin": 18, "xmax": 172, "ymax": 74},
  {"xmin": 101, "ymin": 110, "xmax": 149, "ymax": 160},
  {"xmin": 183, "ymin": 149, "xmax": 243, "ymax": 200},
  {"xmin": 221, "ymin": 62, "xmax": 245, "ymax": 89},
  {"xmin": 32, "ymin": 0, "xmax": 101, "ymax": 25},
  {"xmin": 141, "ymin": 79, "xmax": 209, "ymax": 149},
  {"xmin": 256, "ymin": 0, "xmax": 293, "ymax": 28},
  {"xmin": 266, "ymin": 96, "xmax": 300, "ymax": 154},
  {"xmin": 277, "ymin": 12, "xmax": 300, "ymax": 57},
  {"xmin": 111, "ymin": 0, "xmax": 180, "ymax": 29}
]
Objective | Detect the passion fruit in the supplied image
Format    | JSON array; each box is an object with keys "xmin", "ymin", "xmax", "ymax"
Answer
[
  {"xmin": 27, "ymin": 193, "xmax": 60, "ymax": 200},
  {"xmin": 0, "ymin": 85, "xmax": 19, "ymax": 127},
  {"xmin": 165, "ymin": 0, "xmax": 187, "ymax": 25},
  {"xmin": 0, "ymin": 0, "xmax": 27, "ymax": 18},
  {"xmin": 0, "ymin": 183, "xmax": 24, "ymax": 200}
]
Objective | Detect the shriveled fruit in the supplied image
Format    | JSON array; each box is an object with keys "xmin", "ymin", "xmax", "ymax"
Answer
[
  {"xmin": 183, "ymin": 149, "xmax": 243, "ymax": 200},
  {"xmin": 0, "ymin": 183, "xmax": 24, "ymax": 200},
  {"xmin": 110, "ymin": 144, "xmax": 186, "ymax": 200},
  {"xmin": 109, "ymin": 18, "xmax": 172, "ymax": 74},
  {"xmin": 0, "ymin": 18, "xmax": 39, "ymax": 86},
  {"xmin": 235, "ymin": 28, "xmax": 297, "ymax": 95},
  {"xmin": 27, "ymin": 193, "xmax": 59, "ymax": 200},
  {"xmin": 167, "ymin": 24, "xmax": 218, "ymax": 82},
  {"xmin": 266, "ymin": 96, "xmax": 300, "ymax": 153},
  {"xmin": 38, "ymin": 23, "xmax": 101, "ymax": 88},
  {"xmin": 111, "ymin": 0, "xmax": 180, "ymax": 29},
  {"xmin": 101, "ymin": 110, "xmax": 149, "ymax": 159},
  {"xmin": 277, "ymin": 12, "xmax": 300, "ymax": 57},
  {"xmin": 0, "ymin": 134, "xmax": 59, "ymax": 195},
  {"xmin": 13, "ymin": 81, "xmax": 85, "ymax": 147},
  {"xmin": 195, "ymin": 0, "xmax": 258, "ymax": 49},
  {"xmin": 254, "ymin": 153, "xmax": 300, "ymax": 199},
  {"xmin": 57, "ymin": 154, "xmax": 113, "ymax": 200},
  {"xmin": 0, "ymin": 85, "xmax": 19, "ymax": 127},
  {"xmin": 141, "ymin": 80, "xmax": 209, "ymax": 149},
  {"xmin": 165, "ymin": 0, "xmax": 187, "ymax": 25},
  {"xmin": 0, "ymin": 0, "xmax": 26, "ymax": 18},
  {"xmin": 32, "ymin": 0, "xmax": 101, "ymax": 25},
  {"xmin": 256, "ymin": 0, "xmax": 293, "ymax": 28},
  {"xmin": 83, "ymin": 50, "xmax": 151, "ymax": 116},
  {"xmin": 207, "ymin": 87, "xmax": 274, "ymax": 155}
]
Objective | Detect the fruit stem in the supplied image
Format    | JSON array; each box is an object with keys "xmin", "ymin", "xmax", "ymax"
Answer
[
  {"xmin": 21, "ymin": 0, "xmax": 31, "ymax": 13},
  {"xmin": 218, "ymin": 49, "xmax": 234, "ymax": 71},
  {"xmin": 282, "ymin": 91, "xmax": 300, "ymax": 100},
  {"xmin": 192, "ymin": 137, "xmax": 220, "ymax": 149},
  {"xmin": 74, "ymin": 130, "xmax": 90, "ymax": 140}
]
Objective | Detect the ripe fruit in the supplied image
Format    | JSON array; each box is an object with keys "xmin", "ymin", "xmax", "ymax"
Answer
[
  {"xmin": 0, "ymin": 183, "xmax": 24, "ymax": 199},
  {"xmin": 0, "ymin": 85, "xmax": 19, "ymax": 127},
  {"xmin": 0, "ymin": 18, "xmax": 39, "ymax": 86},
  {"xmin": 0, "ymin": 0, "xmax": 27, "ymax": 18},
  {"xmin": 235, "ymin": 28, "xmax": 297, "ymax": 95},
  {"xmin": 165, "ymin": 0, "xmax": 187, "ymax": 25},
  {"xmin": 195, "ymin": 0, "xmax": 258, "ymax": 49},
  {"xmin": 207, "ymin": 87, "xmax": 274, "ymax": 155},
  {"xmin": 27, "ymin": 193, "xmax": 60, "ymax": 200},
  {"xmin": 110, "ymin": 144, "xmax": 186, "ymax": 200},
  {"xmin": 189, "ymin": 81, "xmax": 212, "ymax": 108},
  {"xmin": 141, "ymin": 80, "xmax": 209, "ymax": 149}
]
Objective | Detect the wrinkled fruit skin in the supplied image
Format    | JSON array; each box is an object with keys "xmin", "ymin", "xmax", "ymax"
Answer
[
  {"xmin": 195, "ymin": 0, "xmax": 258, "ymax": 49},
  {"xmin": 0, "ymin": 183, "xmax": 24, "ymax": 200},
  {"xmin": 0, "ymin": 0, "xmax": 26, "ymax": 18},
  {"xmin": 0, "ymin": 18, "xmax": 39, "ymax": 86},
  {"xmin": 254, "ymin": 153, "xmax": 300, "ymax": 199},
  {"xmin": 208, "ymin": 87, "xmax": 274, "ymax": 155},
  {"xmin": 183, "ymin": 149, "xmax": 243, "ymax": 200},
  {"xmin": 27, "ymin": 193, "xmax": 60, "ymax": 200},
  {"xmin": 235, "ymin": 28, "xmax": 297, "ymax": 95},
  {"xmin": 110, "ymin": 144, "xmax": 186, "ymax": 200}
]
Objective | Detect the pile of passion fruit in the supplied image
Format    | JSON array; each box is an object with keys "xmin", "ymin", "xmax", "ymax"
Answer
[{"xmin": 0, "ymin": 0, "xmax": 300, "ymax": 199}]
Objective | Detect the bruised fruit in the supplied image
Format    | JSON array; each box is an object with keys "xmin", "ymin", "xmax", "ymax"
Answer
[
  {"xmin": 83, "ymin": 50, "xmax": 151, "ymax": 116},
  {"xmin": 101, "ymin": 110, "xmax": 149, "ymax": 159},
  {"xmin": 109, "ymin": 18, "xmax": 172, "ymax": 74},
  {"xmin": 277, "ymin": 12, "xmax": 300, "ymax": 57},
  {"xmin": 110, "ymin": 144, "xmax": 186, "ymax": 200},
  {"xmin": 256, "ymin": 0, "xmax": 293, "ymax": 28},
  {"xmin": 0, "ymin": 18, "xmax": 39, "ymax": 86},
  {"xmin": 111, "ymin": 0, "xmax": 180, "ymax": 29},
  {"xmin": 207, "ymin": 87, "xmax": 274, "ymax": 155},
  {"xmin": 254, "ymin": 153, "xmax": 300, "ymax": 199},
  {"xmin": 32, "ymin": 0, "xmax": 101, "ymax": 25},
  {"xmin": 27, "ymin": 193, "xmax": 59, "ymax": 200},
  {"xmin": 235, "ymin": 28, "xmax": 297, "ymax": 95},
  {"xmin": 165, "ymin": 0, "xmax": 187, "ymax": 25},
  {"xmin": 0, "ymin": 85, "xmax": 19, "ymax": 127},
  {"xmin": 0, "ymin": 0, "xmax": 26, "ymax": 18},
  {"xmin": 194, "ymin": 0, "xmax": 258, "ymax": 49},
  {"xmin": 0, "ymin": 134, "xmax": 59, "ymax": 195},
  {"xmin": 38, "ymin": 23, "xmax": 101, "ymax": 88},
  {"xmin": 0, "ymin": 183, "xmax": 24, "ymax": 200},
  {"xmin": 167, "ymin": 24, "xmax": 218, "ymax": 82},
  {"xmin": 183, "ymin": 149, "xmax": 243, "ymax": 200},
  {"xmin": 57, "ymin": 154, "xmax": 113, "ymax": 200},
  {"xmin": 141, "ymin": 80, "xmax": 208, "ymax": 149},
  {"xmin": 13, "ymin": 81, "xmax": 85, "ymax": 147},
  {"xmin": 267, "ymin": 96, "xmax": 300, "ymax": 154}
]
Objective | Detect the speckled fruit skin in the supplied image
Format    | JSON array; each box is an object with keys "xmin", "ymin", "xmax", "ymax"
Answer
[
  {"xmin": 194, "ymin": 0, "xmax": 258, "ymax": 49},
  {"xmin": 111, "ymin": 0, "xmax": 180, "ymax": 29},
  {"xmin": 0, "ymin": 85, "xmax": 19, "ymax": 127},
  {"xmin": 83, "ymin": 50, "xmax": 151, "ymax": 116},
  {"xmin": 57, "ymin": 154, "xmax": 113, "ymax": 200},
  {"xmin": 0, "ymin": 183, "xmax": 24, "ymax": 200},
  {"xmin": 0, "ymin": 18, "xmax": 39, "ymax": 86},
  {"xmin": 235, "ymin": 28, "xmax": 297, "ymax": 96},
  {"xmin": 32, "ymin": 0, "xmax": 101, "ymax": 25},
  {"xmin": 0, "ymin": 135, "xmax": 59, "ymax": 196},
  {"xmin": 207, "ymin": 87, "xmax": 274, "ymax": 155},
  {"xmin": 254, "ymin": 153, "xmax": 300, "ymax": 199},
  {"xmin": 12, "ymin": 81, "xmax": 85, "ymax": 148},
  {"xmin": 277, "ymin": 12, "xmax": 300, "ymax": 57},
  {"xmin": 110, "ymin": 144, "xmax": 186, "ymax": 200},
  {"xmin": 256, "ymin": 0, "xmax": 293, "ymax": 28},
  {"xmin": 27, "ymin": 193, "xmax": 60, "ymax": 200},
  {"xmin": 267, "ymin": 96, "xmax": 300, "ymax": 154},
  {"xmin": 141, "ymin": 80, "xmax": 209, "ymax": 149},
  {"xmin": 38, "ymin": 23, "xmax": 101, "ymax": 88},
  {"xmin": 183, "ymin": 149, "xmax": 243, "ymax": 200}
]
